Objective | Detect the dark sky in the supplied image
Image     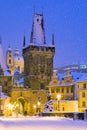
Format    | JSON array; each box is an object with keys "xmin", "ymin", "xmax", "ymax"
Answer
[{"xmin": 0, "ymin": 0, "xmax": 87, "ymax": 68}]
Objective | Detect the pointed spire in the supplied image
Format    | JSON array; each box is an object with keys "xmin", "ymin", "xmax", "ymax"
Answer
[
  {"xmin": 33, "ymin": 6, "xmax": 36, "ymax": 14},
  {"xmin": 30, "ymin": 31, "xmax": 33, "ymax": 44},
  {"xmin": 41, "ymin": 7, "xmax": 44, "ymax": 15},
  {"xmin": 23, "ymin": 35, "xmax": 26, "ymax": 47},
  {"xmin": 52, "ymin": 34, "xmax": 54, "ymax": 46}
]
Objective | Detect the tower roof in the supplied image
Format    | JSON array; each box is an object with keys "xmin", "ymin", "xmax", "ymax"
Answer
[{"xmin": 31, "ymin": 13, "xmax": 46, "ymax": 45}]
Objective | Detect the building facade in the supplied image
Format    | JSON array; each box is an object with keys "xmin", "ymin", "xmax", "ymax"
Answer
[{"xmin": 77, "ymin": 75, "xmax": 87, "ymax": 112}]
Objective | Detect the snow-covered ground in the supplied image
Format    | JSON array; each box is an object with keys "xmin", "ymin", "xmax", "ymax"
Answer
[{"xmin": 0, "ymin": 116, "xmax": 87, "ymax": 130}]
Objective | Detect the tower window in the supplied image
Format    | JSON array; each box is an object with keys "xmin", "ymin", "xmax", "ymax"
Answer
[
  {"xmin": 37, "ymin": 19, "xmax": 39, "ymax": 22},
  {"xmin": 9, "ymin": 59, "xmax": 11, "ymax": 64},
  {"xmin": 40, "ymin": 83, "xmax": 44, "ymax": 90},
  {"xmin": 9, "ymin": 54, "xmax": 11, "ymax": 57}
]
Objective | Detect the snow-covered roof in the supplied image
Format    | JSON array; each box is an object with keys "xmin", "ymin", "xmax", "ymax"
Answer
[
  {"xmin": 32, "ymin": 14, "xmax": 45, "ymax": 45},
  {"xmin": 4, "ymin": 70, "xmax": 12, "ymax": 76},
  {"xmin": 14, "ymin": 68, "xmax": 20, "ymax": 76},
  {"xmin": 77, "ymin": 74, "xmax": 87, "ymax": 82},
  {"xmin": 14, "ymin": 77, "xmax": 24, "ymax": 87},
  {"xmin": 57, "ymin": 72, "xmax": 85, "ymax": 82},
  {"xmin": 71, "ymin": 72, "xmax": 84, "ymax": 81},
  {"xmin": 1, "ymin": 92, "xmax": 10, "ymax": 99}
]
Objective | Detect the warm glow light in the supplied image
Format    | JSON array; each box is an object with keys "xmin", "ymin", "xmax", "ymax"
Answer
[
  {"xmin": 6, "ymin": 103, "xmax": 14, "ymax": 110},
  {"xmin": 33, "ymin": 105, "xmax": 36, "ymax": 109},
  {"xmin": 37, "ymin": 101, "xmax": 40, "ymax": 106},
  {"xmin": 16, "ymin": 104, "xmax": 19, "ymax": 107},
  {"xmin": 57, "ymin": 94, "xmax": 61, "ymax": 100}
]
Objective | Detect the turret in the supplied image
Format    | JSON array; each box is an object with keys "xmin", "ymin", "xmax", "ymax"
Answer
[
  {"xmin": 52, "ymin": 34, "xmax": 55, "ymax": 46},
  {"xmin": 6, "ymin": 45, "xmax": 14, "ymax": 69},
  {"xmin": 23, "ymin": 35, "xmax": 26, "ymax": 47}
]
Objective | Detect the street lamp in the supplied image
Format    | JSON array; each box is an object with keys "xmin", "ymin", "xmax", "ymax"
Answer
[
  {"xmin": 57, "ymin": 94, "xmax": 61, "ymax": 111},
  {"xmin": 37, "ymin": 101, "xmax": 40, "ymax": 115},
  {"xmin": 33, "ymin": 105, "xmax": 36, "ymax": 115}
]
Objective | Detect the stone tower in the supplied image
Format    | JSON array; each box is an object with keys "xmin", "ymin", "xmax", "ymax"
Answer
[
  {"xmin": 23, "ymin": 13, "xmax": 55, "ymax": 90},
  {"xmin": 6, "ymin": 45, "xmax": 14, "ymax": 71}
]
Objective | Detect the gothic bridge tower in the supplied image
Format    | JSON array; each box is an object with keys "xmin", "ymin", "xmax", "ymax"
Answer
[{"xmin": 23, "ymin": 13, "xmax": 55, "ymax": 90}]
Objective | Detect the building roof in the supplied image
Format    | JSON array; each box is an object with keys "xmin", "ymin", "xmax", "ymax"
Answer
[
  {"xmin": 1, "ymin": 92, "xmax": 10, "ymax": 99},
  {"xmin": 57, "ymin": 72, "xmax": 84, "ymax": 82},
  {"xmin": 4, "ymin": 70, "xmax": 12, "ymax": 76},
  {"xmin": 77, "ymin": 74, "xmax": 87, "ymax": 82}
]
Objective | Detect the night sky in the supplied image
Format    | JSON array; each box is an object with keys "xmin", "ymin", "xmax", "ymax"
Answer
[{"xmin": 0, "ymin": 0, "xmax": 87, "ymax": 68}]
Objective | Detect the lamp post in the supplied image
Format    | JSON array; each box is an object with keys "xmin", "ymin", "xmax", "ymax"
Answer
[
  {"xmin": 33, "ymin": 105, "xmax": 36, "ymax": 115},
  {"xmin": 15, "ymin": 103, "xmax": 19, "ymax": 117},
  {"xmin": 37, "ymin": 101, "xmax": 40, "ymax": 115},
  {"xmin": 57, "ymin": 94, "xmax": 61, "ymax": 112}
]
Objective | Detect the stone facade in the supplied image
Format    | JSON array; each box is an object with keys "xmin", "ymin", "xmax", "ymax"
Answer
[
  {"xmin": 0, "ymin": 75, "xmax": 13, "ymax": 96},
  {"xmin": 23, "ymin": 45, "xmax": 55, "ymax": 89},
  {"xmin": 11, "ymin": 87, "xmax": 48, "ymax": 115}
]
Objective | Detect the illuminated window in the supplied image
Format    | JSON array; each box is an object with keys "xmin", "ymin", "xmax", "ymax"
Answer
[
  {"xmin": 66, "ymin": 88, "xmax": 69, "ymax": 93},
  {"xmin": 82, "ymin": 92, "xmax": 85, "ymax": 97},
  {"xmin": 51, "ymin": 89, "xmax": 55, "ymax": 93},
  {"xmin": 61, "ymin": 88, "xmax": 64, "ymax": 93},
  {"xmin": 71, "ymin": 87, "xmax": 73, "ymax": 93},
  {"xmin": 82, "ymin": 101, "xmax": 86, "ymax": 107},
  {"xmin": 56, "ymin": 88, "xmax": 60, "ymax": 93},
  {"xmin": 83, "ymin": 83, "xmax": 86, "ymax": 89},
  {"xmin": 62, "ymin": 107, "xmax": 64, "ymax": 111}
]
